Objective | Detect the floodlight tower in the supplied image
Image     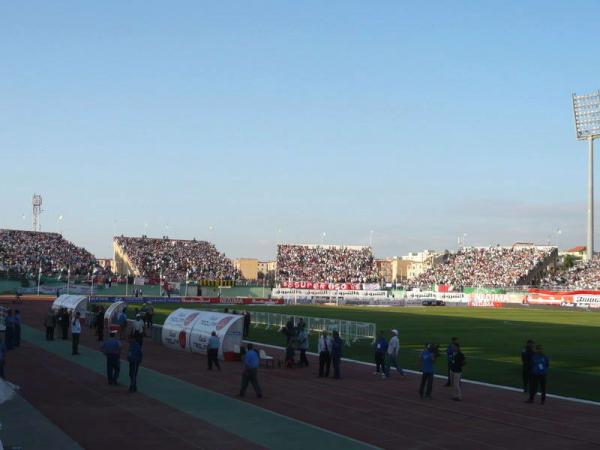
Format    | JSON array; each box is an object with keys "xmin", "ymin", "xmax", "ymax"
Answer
[
  {"xmin": 573, "ymin": 90, "xmax": 600, "ymax": 261},
  {"xmin": 32, "ymin": 194, "xmax": 43, "ymax": 232}
]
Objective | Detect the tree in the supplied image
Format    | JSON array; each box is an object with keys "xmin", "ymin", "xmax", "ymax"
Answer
[{"xmin": 562, "ymin": 254, "xmax": 576, "ymax": 270}]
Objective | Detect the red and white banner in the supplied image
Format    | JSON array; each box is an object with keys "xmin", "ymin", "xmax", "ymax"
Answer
[
  {"xmin": 281, "ymin": 281, "xmax": 361, "ymax": 291},
  {"xmin": 526, "ymin": 289, "xmax": 574, "ymax": 306}
]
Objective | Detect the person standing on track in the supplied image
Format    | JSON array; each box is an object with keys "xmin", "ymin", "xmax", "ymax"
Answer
[
  {"xmin": 418, "ymin": 344, "xmax": 437, "ymax": 399},
  {"xmin": 449, "ymin": 343, "xmax": 466, "ymax": 401},
  {"xmin": 132, "ymin": 314, "xmax": 145, "ymax": 346},
  {"xmin": 298, "ymin": 327, "xmax": 309, "ymax": 367},
  {"xmin": 13, "ymin": 310, "xmax": 21, "ymax": 348},
  {"xmin": 373, "ymin": 330, "xmax": 387, "ymax": 375},
  {"xmin": 207, "ymin": 331, "xmax": 221, "ymax": 371},
  {"xmin": 71, "ymin": 312, "xmax": 82, "ymax": 355},
  {"xmin": 96, "ymin": 306, "xmax": 105, "ymax": 341},
  {"xmin": 385, "ymin": 329, "xmax": 405, "ymax": 378},
  {"xmin": 521, "ymin": 339, "xmax": 535, "ymax": 393},
  {"xmin": 239, "ymin": 343, "xmax": 262, "ymax": 398},
  {"xmin": 243, "ymin": 311, "xmax": 251, "ymax": 338},
  {"xmin": 145, "ymin": 303, "xmax": 154, "ymax": 329},
  {"xmin": 102, "ymin": 330, "xmax": 122, "ymax": 385},
  {"xmin": 60, "ymin": 308, "xmax": 69, "ymax": 340},
  {"xmin": 44, "ymin": 308, "xmax": 56, "ymax": 341},
  {"xmin": 318, "ymin": 330, "xmax": 332, "ymax": 377},
  {"xmin": 526, "ymin": 344, "xmax": 549, "ymax": 404},
  {"xmin": 127, "ymin": 335, "xmax": 142, "ymax": 392},
  {"xmin": 445, "ymin": 337, "xmax": 459, "ymax": 386},
  {"xmin": 331, "ymin": 330, "xmax": 343, "ymax": 379},
  {"xmin": 117, "ymin": 308, "xmax": 128, "ymax": 340}
]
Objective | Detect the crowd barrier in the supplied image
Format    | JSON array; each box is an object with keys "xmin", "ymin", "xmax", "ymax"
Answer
[{"xmin": 250, "ymin": 311, "xmax": 376, "ymax": 343}]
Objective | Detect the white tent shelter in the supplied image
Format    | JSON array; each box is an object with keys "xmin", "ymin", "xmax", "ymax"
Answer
[
  {"xmin": 104, "ymin": 301, "xmax": 126, "ymax": 325},
  {"xmin": 51, "ymin": 295, "xmax": 88, "ymax": 315},
  {"xmin": 162, "ymin": 308, "xmax": 244, "ymax": 359}
]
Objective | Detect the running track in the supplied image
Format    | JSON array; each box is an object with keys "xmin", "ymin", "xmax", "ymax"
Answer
[{"xmin": 2, "ymin": 300, "xmax": 600, "ymax": 449}]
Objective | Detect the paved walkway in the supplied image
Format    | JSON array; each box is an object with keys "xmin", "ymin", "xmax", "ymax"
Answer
[{"xmin": 0, "ymin": 393, "xmax": 84, "ymax": 450}]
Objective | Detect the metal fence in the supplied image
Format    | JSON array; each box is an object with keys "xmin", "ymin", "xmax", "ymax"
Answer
[{"xmin": 250, "ymin": 311, "xmax": 376, "ymax": 344}]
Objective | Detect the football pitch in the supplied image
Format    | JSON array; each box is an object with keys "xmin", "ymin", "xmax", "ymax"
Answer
[{"xmin": 127, "ymin": 303, "xmax": 600, "ymax": 402}]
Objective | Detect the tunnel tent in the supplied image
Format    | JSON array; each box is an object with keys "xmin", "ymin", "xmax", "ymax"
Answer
[
  {"xmin": 51, "ymin": 295, "xmax": 88, "ymax": 315},
  {"xmin": 104, "ymin": 301, "xmax": 126, "ymax": 324},
  {"xmin": 162, "ymin": 308, "xmax": 243, "ymax": 359},
  {"xmin": 189, "ymin": 311, "xmax": 244, "ymax": 359}
]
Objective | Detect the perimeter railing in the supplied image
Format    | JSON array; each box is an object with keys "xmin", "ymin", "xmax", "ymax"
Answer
[{"xmin": 250, "ymin": 311, "xmax": 376, "ymax": 344}]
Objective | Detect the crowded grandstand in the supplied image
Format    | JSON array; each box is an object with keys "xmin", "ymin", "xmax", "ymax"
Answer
[
  {"xmin": 542, "ymin": 256, "xmax": 600, "ymax": 289},
  {"xmin": 414, "ymin": 246, "xmax": 556, "ymax": 288},
  {"xmin": 276, "ymin": 244, "xmax": 378, "ymax": 283},
  {"xmin": 0, "ymin": 229, "xmax": 97, "ymax": 276},
  {"xmin": 113, "ymin": 236, "xmax": 239, "ymax": 281},
  {"xmin": 4, "ymin": 229, "xmax": 600, "ymax": 290}
]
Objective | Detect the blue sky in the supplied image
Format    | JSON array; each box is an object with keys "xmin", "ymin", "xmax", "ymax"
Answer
[{"xmin": 1, "ymin": 1, "xmax": 599, "ymax": 259}]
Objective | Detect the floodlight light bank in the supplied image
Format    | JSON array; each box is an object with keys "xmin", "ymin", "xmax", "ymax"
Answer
[{"xmin": 573, "ymin": 90, "xmax": 600, "ymax": 260}]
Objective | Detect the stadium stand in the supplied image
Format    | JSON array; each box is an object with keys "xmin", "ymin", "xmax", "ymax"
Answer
[
  {"xmin": 542, "ymin": 256, "xmax": 600, "ymax": 289},
  {"xmin": 0, "ymin": 229, "xmax": 97, "ymax": 276},
  {"xmin": 276, "ymin": 244, "xmax": 378, "ymax": 282},
  {"xmin": 113, "ymin": 236, "xmax": 239, "ymax": 281},
  {"xmin": 414, "ymin": 245, "xmax": 556, "ymax": 288}
]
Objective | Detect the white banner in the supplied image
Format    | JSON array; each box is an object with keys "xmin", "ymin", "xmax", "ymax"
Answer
[
  {"xmin": 405, "ymin": 291, "xmax": 436, "ymax": 299},
  {"xmin": 272, "ymin": 288, "xmax": 388, "ymax": 299},
  {"xmin": 573, "ymin": 295, "xmax": 600, "ymax": 309}
]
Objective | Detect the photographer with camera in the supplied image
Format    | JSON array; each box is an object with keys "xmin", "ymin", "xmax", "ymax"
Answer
[{"xmin": 418, "ymin": 343, "xmax": 438, "ymax": 399}]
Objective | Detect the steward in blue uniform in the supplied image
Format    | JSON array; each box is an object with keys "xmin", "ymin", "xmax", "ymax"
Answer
[{"xmin": 527, "ymin": 345, "xmax": 549, "ymax": 404}]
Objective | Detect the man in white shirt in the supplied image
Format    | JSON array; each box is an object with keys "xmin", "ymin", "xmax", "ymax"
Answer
[
  {"xmin": 71, "ymin": 312, "xmax": 82, "ymax": 355},
  {"xmin": 384, "ymin": 329, "xmax": 405, "ymax": 378},
  {"xmin": 132, "ymin": 314, "xmax": 145, "ymax": 346},
  {"xmin": 318, "ymin": 330, "xmax": 333, "ymax": 377}
]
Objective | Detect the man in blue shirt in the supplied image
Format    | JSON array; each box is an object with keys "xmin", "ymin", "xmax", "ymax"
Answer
[
  {"xmin": 239, "ymin": 343, "xmax": 262, "ymax": 398},
  {"xmin": 117, "ymin": 309, "xmax": 128, "ymax": 340},
  {"xmin": 331, "ymin": 330, "xmax": 343, "ymax": 379},
  {"xmin": 527, "ymin": 344, "xmax": 549, "ymax": 404},
  {"xmin": 101, "ymin": 330, "xmax": 122, "ymax": 385},
  {"xmin": 419, "ymin": 344, "xmax": 437, "ymax": 399},
  {"xmin": 207, "ymin": 331, "xmax": 221, "ymax": 371},
  {"xmin": 373, "ymin": 330, "xmax": 388, "ymax": 375},
  {"xmin": 127, "ymin": 335, "xmax": 143, "ymax": 393}
]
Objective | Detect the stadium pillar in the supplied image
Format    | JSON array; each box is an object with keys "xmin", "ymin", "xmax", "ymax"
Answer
[{"xmin": 588, "ymin": 136, "xmax": 594, "ymax": 261}]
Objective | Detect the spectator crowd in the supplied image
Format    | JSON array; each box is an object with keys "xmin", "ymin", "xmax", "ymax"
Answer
[
  {"xmin": 0, "ymin": 229, "xmax": 97, "ymax": 277},
  {"xmin": 277, "ymin": 244, "xmax": 378, "ymax": 283},
  {"xmin": 415, "ymin": 246, "xmax": 553, "ymax": 288},
  {"xmin": 542, "ymin": 256, "xmax": 600, "ymax": 289},
  {"xmin": 114, "ymin": 236, "xmax": 239, "ymax": 281}
]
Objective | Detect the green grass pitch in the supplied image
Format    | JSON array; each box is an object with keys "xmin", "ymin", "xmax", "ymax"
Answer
[{"xmin": 122, "ymin": 303, "xmax": 600, "ymax": 401}]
